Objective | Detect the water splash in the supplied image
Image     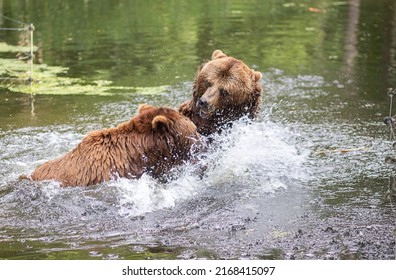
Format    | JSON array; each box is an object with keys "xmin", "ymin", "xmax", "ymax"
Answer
[
  {"xmin": 203, "ymin": 118, "xmax": 308, "ymax": 194},
  {"xmin": 108, "ymin": 173, "xmax": 201, "ymax": 217},
  {"xmin": 85, "ymin": 117, "xmax": 308, "ymax": 217}
]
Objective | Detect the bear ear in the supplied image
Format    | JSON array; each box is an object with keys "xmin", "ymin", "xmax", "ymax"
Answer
[
  {"xmin": 152, "ymin": 115, "xmax": 172, "ymax": 132},
  {"xmin": 138, "ymin": 104, "xmax": 156, "ymax": 114},
  {"xmin": 212, "ymin": 50, "xmax": 227, "ymax": 60},
  {"xmin": 253, "ymin": 71, "xmax": 262, "ymax": 82}
]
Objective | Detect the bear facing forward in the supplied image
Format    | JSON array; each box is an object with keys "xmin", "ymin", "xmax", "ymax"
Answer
[
  {"xmin": 29, "ymin": 105, "xmax": 200, "ymax": 187},
  {"xmin": 178, "ymin": 50, "xmax": 263, "ymax": 135}
]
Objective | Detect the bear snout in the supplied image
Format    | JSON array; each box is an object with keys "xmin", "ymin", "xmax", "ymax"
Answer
[{"xmin": 196, "ymin": 98, "xmax": 208, "ymax": 109}]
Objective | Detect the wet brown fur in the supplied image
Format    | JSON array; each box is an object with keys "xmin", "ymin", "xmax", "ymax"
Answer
[
  {"xmin": 178, "ymin": 50, "xmax": 263, "ymax": 135},
  {"xmin": 30, "ymin": 105, "xmax": 200, "ymax": 187}
]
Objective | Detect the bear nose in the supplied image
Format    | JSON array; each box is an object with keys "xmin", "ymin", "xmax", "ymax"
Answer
[{"xmin": 197, "ymin": 98, "xmax": 208, "ymax": 108}]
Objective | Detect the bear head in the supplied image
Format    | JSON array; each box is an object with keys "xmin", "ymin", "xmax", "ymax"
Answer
[
  {"xmin": 191, "ymin": 50, "xmax": 263, "ymax": 134},
  {"xmin": 132, "ymin": 104, "xmax": 197, "ymax": 136}
]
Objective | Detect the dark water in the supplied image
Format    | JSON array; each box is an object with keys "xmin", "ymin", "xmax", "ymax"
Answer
[{"xmin": 0, "ymin": 0, "xmax": 395, "ymax": 259}]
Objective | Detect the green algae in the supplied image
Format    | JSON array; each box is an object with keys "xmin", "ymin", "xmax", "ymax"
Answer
[{"xmin": 0, "ymin": 42, "xmax": 169, "ymax": 96}]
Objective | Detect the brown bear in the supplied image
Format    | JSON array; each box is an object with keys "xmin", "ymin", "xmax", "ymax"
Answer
[
  {"xmin": 178, "ymin": 50, "xmax": 263, "ymax": 135},
  {"xmin": 29, "ymin": 104, "xmax": 200, "ymax": 187}
]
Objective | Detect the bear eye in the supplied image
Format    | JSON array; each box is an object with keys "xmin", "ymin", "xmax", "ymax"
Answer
[{"xmin": 220, "ymin": 88, "xmax": 229, "ymax": 97}]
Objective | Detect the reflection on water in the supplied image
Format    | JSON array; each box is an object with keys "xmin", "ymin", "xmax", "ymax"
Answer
[
  {"xmin": 0, "ymin": 0, "xmax": 395, "ymax": 259},
  {"xmin": 343, "ymin": 0, "xmax": 360, "ymax": 80}
]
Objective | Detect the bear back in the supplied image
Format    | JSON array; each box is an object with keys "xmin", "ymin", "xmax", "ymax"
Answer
[{"xmin": 30, "ymin": 104, "xmax": 200, "ymax": 187}]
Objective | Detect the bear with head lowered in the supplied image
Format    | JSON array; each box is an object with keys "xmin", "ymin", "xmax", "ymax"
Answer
[
  {"xmin": 178, "ymin": 50, "xmax": 263, "ymax": 135},
  {"xmin": 29, "ymin": 104, "xmax": 200, "ymax": 187}
]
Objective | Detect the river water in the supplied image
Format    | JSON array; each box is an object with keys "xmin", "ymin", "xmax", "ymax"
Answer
[{"xmin": 0, "ymin": 0, "xmax": 395, "ymax": 259}]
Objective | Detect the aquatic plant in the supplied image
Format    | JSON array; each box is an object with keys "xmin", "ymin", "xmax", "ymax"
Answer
[{"xmin": 1, "ymin": 42, "xmax": 169, "ymax": 95}]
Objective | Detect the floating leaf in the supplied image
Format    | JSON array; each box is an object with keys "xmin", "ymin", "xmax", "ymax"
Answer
[{"xmin": 308, "ymin": 7, "xmax": 326, "ymax": 13}]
